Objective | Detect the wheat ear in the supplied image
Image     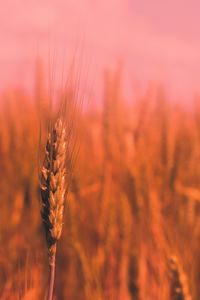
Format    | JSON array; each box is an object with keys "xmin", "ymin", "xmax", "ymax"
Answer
[{"xmin": 40, "ymin": 118, "xmax": 67, "ymax": 300}]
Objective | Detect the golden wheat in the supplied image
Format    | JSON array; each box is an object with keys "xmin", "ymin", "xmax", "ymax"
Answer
[{"xmin": 40, "ymin": 118, "xmax": 67, "ymax": 264}]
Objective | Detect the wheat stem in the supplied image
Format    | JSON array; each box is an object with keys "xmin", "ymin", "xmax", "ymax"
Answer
[{"xmin": 47, "ymin": 247, "xmax": 56, "ymax": 300}]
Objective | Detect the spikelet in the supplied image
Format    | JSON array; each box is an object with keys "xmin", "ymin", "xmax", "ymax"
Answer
[{"xmin": 40, "ymin": 118, "xmax": 67, "ymax": 265}]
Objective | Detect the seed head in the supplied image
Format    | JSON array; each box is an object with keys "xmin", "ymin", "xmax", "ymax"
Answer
[{"xmin": 40, "ymin": 118, "xmax": 67, "ymax": 265}]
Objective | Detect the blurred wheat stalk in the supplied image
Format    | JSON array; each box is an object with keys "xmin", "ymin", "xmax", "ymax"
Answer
[{"xmin": 1, "ymin": 63, "xmax": 200, "ymax": 299}]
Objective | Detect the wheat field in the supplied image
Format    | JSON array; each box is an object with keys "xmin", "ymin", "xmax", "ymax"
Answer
[{"xmin": 0, "ymin": 62, "xmax": 199, "ymax": 300}]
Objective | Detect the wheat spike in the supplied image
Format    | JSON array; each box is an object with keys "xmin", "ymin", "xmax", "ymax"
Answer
[{"xmin": 40, "ymin": 118, "xmax": 67, "ymax": 265}]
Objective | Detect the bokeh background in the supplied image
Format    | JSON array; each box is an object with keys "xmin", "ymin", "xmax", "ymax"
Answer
[{"xmin": 0, "ymin": 1, "xmax": 200, "ymax": 300}]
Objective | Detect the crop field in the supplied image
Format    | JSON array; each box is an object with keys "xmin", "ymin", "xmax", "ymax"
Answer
[{"xmin": 0, "ymin": 62, "xmax": 199, "ymax": 300}]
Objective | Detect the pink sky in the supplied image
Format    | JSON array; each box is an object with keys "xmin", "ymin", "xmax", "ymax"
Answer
[{"xmin": 1, "ymin": 0, "xmax": 200, "ymax": 100}]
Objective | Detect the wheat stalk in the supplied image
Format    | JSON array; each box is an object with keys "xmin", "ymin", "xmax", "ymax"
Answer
[
  {"xmin": 40, "ymin": 118, "xmax": 67, "ymax": 300},
  {"xmin": 169, "ymin": 255, "xmax": 192, "ymax": 300}
]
